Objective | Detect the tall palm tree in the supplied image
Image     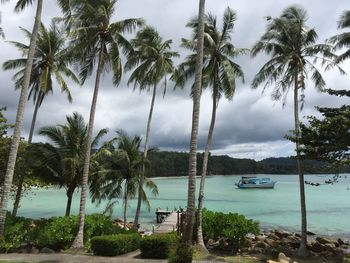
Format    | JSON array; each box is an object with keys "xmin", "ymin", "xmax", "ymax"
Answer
[
  {"xmin": 29, "ymin": 112, "xmax": 108, "ymax": 216},
  {"xmin": 0, "ymin": 0, "xmax": 43, "ymax": 236},
  {"xmin": 329, "ymin": 10, "xmax": 350, "ymax": 63},
  {"xmin": 251, "ymin": 6, "xmax": 339, "ymax": 256},
  {"xmin": 0, "ymin": 13, "xmax": 4, "ymax": 39},
  {"xmin": 182, "ymin": 0, "xmax": 206, "ymax": 244},
  {"xmin": 65, "ymin": 0, "xmax": 144, "ymax": 249},
  {"xmin": 178, "ymin": 7, "xmax": 245, "ymax": 249},
  {"xmin": 90, "ymin": 131, "xmax": 158, "ymax": 229},
  {"xmin": 125, "ymin": 26, "xmax": 178, "ymax": 229},
  {"xmin": 3, "ymin": 22, "xmax": 79, "ymax": 216}
]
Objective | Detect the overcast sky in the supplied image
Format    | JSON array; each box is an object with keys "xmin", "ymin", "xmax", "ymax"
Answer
[{"xmin": 0, "ymin": 0, "xmax": 349, "ymax": 160}]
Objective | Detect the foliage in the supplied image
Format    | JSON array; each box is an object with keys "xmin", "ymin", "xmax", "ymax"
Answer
[
  {"xmin": 0, "ymin": 212, "xmax": 33, "ymax": 252},
  {"xmin": 202, "ymin": 209, "xmax": 259, "ymax": 254},
  {"xmin": 0, "ymin": 107, "xmax": 13, "ymax": 137},
  {"xmin": 90, "ymin": 233, "xmax": 140, "ymax": 256},
  {"xmin": 329, "ymin": 10, "xmax": 350, "ymax": 63},
  {"xmin": 29, "ymin": 112, "xmax": 108, "ymax": 216},
  {"xmin": 140, "ymin": 233, "xmax": 179, "ymax": 259},
  {"xmin": 168, "ymin": 243, "xmax": 193, "ymax": 263},
  {"xmin": 295, "ymin": 89, "xmax": 350, "ymax": 167}
]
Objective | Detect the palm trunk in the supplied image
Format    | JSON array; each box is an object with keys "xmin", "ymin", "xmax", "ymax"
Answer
[
  {"xmin": 123, "ymin": 181, "xmax": 128, "ymax": 229},
  {"xmin": 12, "ymin": 92, "xmax": 43, "ymax": 217},
  {"xmin": 65, "ymin": 187, "xmax": 74, "ymax": 217},
  {"xmin": 133, "ymin": 85, "xmax": 157, "ymax": 229},
  {"xmin": 294, "ymin": 73, "xmax": 308, "ymax": 257},
  {"xmin": 0, "ymin": 0, "xmax": 43, "ymax": 235},
  {"xmin": 71, "ymin": 42, "xmax": 104, "ymax": 249},
  {"xmin": 197, "ymin": 88, "xmax": 217, "ymax": 251},
  {"xmin": 183, "ymin": 0, "xmax": 206, "ymax": 244}
]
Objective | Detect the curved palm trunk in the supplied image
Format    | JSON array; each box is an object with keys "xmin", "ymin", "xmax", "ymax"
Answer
[
  {"xmin": 294, "ymin": 73, "xmax": 308, "ymax": 257},
  {"xmin": 197, "ymin": 89, "xmax": 217, "ymax": 251},
  {"xmin": 0, "ymin": 0, "xmax": 43, "ymax": 235},
  {"xmin": 123, "ymin": 180, "xmax": 129, "ymax": 229},
  {"xmin": 133, "ymin": 85, "xmax": 157, "ymax": 229},
  {"xmin": 12, "ymin": 92, "xmax": 43, "ymax": 217},
  {"xmin": 71, "ymin": 43, "xmax": 104, "ymax": 249},
  {"xmin": 183, "ymin": 0, "xmax": 206, "ymax": 244}
]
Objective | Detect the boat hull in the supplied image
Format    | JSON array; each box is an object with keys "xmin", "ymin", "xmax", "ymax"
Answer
[{"xmin": 235, "ymin": 182, "xmax": 276, "ymax": 189}]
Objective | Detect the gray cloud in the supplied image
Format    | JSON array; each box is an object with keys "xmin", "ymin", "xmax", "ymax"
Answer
[{"xmin": 0, "ymin": 0, "xmax": 349, "ymax": 160}]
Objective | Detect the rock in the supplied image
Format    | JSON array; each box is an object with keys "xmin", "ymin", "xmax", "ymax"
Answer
[
  {"xmin": 294, "ymin": 233, "xmax": 301, "ymax": 238},
  {"xmin": 324, "ymin": 242, "xmax": 336, "ymax": 251},
  {"xmin": 268, "ymin": 233, "xmax": 280, "ymax": 240},
  {"xmin": 316, "ymin": 237, "xmax": 337, "ymax": 245},
  {"xmin": 332, "ymin": 248, "xmax": 344, "ymax": 259},
  {"xmin": 254, "ymin": 234, "xmax": 266, "ymax": 242},
  {"xmin": 310, "ymin": 241, "xmax": 324, "ymax": 253},
  {"xmin": 264, "ymin": 238, "xmax": 277, "ymax": 247},
  {"xmin": 254, "ymin": 241, "xmax": 268, "ymax": 249},
  {"xmin": 278, "ymin": 252, "xmax": 291, "ymax": 263},
  {"xmin": 266, "ymin": 260, "xmax": 279, "ymax": 263},
  {"xmin": 307, "ymin": 231, "xmax": 316, "ymax": 236},
  {"xmin": 40, "ymin": 247, "xmax": 55, "ymax": 254},
  {"xmin": 338, "ymin": 238, "xmax": 350, "ymax": 246},
  {"xmin": 274, "ymin": 230, "xmax": 291, "ymax": 239},
  {"xmin": 249, "ymin": 247, "xmax": 263, "ymax": 254}
]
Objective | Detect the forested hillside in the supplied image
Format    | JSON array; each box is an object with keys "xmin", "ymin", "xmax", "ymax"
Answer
[{"xmin": 147, "ymin": 151, "xmax": 348, "ymax": 177}]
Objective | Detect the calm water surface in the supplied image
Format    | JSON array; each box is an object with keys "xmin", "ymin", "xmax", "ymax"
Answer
[{"xmin": 13, "ymin": 174, "xmax": 350, "ymax": 237}]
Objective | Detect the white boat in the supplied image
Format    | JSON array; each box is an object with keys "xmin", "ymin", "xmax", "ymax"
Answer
[{"xmin": 235, "ymin": 176, "xmax": 276, "ymax": 189}]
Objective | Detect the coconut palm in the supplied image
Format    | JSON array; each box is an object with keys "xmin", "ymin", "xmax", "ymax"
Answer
[
  {"xmin": 90, "ymin": 130, "xmax": 158, "ymax": 229},
  {"xmin": 251, "ymin": 6, "xmax": 339, "ymax": 256},
  {"xmin": 3, "ymin": 22, "xmax": 79, "ymax": 216},
  {"xmin": 329, "ymin": 10, "xmax": 350, "ymax": 63},
  {"xmin": 124, "ymin": 26, "xmax": 178, "ymax": 229},
  {"xmin": 182, "ymin": 0, "xmax": 206, "ymax": 244},
  {"xmin": 178, "ymin": 7, "xmax": 245, "ymax": 249},
  {"xmin": 0, "ymin": 13, "xmax": 4, "ymax": 39},
  {"xmin": 0, "ymin": 0, "xmax": 43, "ymax": 236},
  {"xmin": 29, "ymin": 112, "xmax": 108, "ymax": 216},
  {"xmin": 65, "ymin": 0, "xmax": 144, "ymax": 249}
]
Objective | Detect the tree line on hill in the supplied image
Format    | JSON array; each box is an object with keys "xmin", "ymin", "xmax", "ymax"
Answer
[{"xmin": 146, "ymin": 151, "xmax": 349, "ymax": 177}]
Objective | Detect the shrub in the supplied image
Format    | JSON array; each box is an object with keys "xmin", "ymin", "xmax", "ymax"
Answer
[
  {"xmin": 140, "ymin": 233, "xmax": 179, "ymax": 259},
  {"xmin": 91, "ymin": 233, "xmax": 140, "ymax": 256},
  {"xmin": 0, "ymin": 212, "xmax": 34, "ymax": 252},
  {"xmin": 202, "ymin": 209, "xmax": 259, "ymax": 253},
  {"xmin": 35, "ymin": 216, "xmax": 78, "ymax": 250},
  {"xmin": 168, "ymin": 243, "xmax": 193, "ymax": 263}
]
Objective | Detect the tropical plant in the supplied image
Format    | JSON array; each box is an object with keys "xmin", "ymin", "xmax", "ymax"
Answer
[
  {"xmin": 29, "ymin": 112, "xmax": 108, "ymax": 216},
  {"xmin": 62, "ymin": 0, "xmax": 144, "ymax": 249},
  {"xmin": 0, "ymin": 0, "xmax": 44, "ymax": 236},
  {"xmin": 0, "ymin": 13, "xmax": 4, "ymax": 39},
  {"xmin": 182, "ymin": 0, "xmax": 206, "ymax": 244},
  {"xmin": 125, "ymin": 26, "xmax": 178, "ymax": 229},
  {"xmin": 177, "ymin": 7, "xmax": 245, "ymax": 249},
  {"xmin": 329, "ymin": 10, "xmax": 350, "ymax": 63},
  {"xmin": 3, "ymin": 21, "xmax": 79, "ymax": 216},
  {"xmin": 90, "ymin": 131, "xmax": 158, "ymax": 229},
  {"xmin": 250, "ymin": 5, "xmax": 340, "ymax": 256}
]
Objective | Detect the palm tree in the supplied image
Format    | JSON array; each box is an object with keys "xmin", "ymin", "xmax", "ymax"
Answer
[
  {"xmin": 251, "ymin": 6, "xmax": 339, "ymax": 256},
  {"xmin": 178, "ymin": 7, "xmax": 245, "ymax": 249},
  {"xmin": 29, "ymin": 112, "xmax": 108, "ymax": 216},
  {"xmin": 90, "ymin": 131, "xmax": 158, "ymax": 229},
  {"xmin": 329, "ymin": 10, "xmax": 350, "ymax": 63},
  {"xmin": 3, "ymin": 22, "xmax": 79, "ymax": 216},
  {"xmin": 0, "ymin": 0, "xmax": 44, "ymax": 236},
  {"xmin": 65, "ymin": 0, "xmax": 144, "ymax": 249},
  {"xmin": 124, "ymin": 26, "xmax": 178, "ymax": 229},
  {"xmin": 182, "ymin": 0, "xmax": 206, "ymax": 244},
  {"xmin": 0, "ymin": 13, "xmax": 4, "ymax": 39}
]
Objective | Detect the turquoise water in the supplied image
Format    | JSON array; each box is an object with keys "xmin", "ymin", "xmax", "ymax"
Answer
[{"xmin": 12, "ymin": 174, "xmax": 350, "ymax": 237}]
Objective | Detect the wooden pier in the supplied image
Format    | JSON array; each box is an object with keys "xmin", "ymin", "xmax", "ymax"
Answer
[{"xmin": 154, "ymin": 209, "xmax": 184, "ymax": 234}]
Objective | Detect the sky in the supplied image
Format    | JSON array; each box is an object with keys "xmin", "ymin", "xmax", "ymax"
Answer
[{"xmin": 0, "ymin": 0, "xmax": 349, "ymax": 160}]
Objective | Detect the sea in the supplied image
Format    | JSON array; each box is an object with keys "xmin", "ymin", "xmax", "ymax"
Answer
[{"xmin": 12, "ymin": 174, "xmax": 350, "ymax": 238}]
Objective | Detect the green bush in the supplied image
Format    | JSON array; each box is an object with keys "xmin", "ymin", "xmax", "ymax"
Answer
[
  {"xmin": 35, "ymin": 216, "xmax": 77, "ymax": 250},
  {"xmin": 91, "ymin": 233, "xmax": 140, "ymax": 256},
  {"xmin": 0, "ymin": 212, "xmax": 34, "ymax": 252},
  {"xmin": 168, "ymin": 243, "xmax": 193, "ymax": 263},
  {"xmin": 202, "ymin": 209, "xmax": 259, "ymax": 253},
  {"xmin": 140, "ymin": 233, "xmax": 179, "ymax": 259}
]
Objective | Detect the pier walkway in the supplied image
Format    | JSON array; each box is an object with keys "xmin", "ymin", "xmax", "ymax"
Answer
[{"xmin": 154, "ymin": 212, "xmax": 179, "ymax": 234}]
